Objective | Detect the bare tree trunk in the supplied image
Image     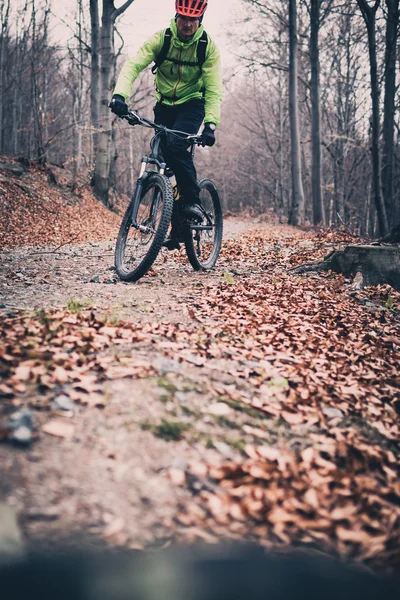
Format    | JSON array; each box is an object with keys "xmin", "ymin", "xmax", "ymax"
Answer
[
  {"xmin": 382, "ymin": 0, "xmax": 399, "ymax": 230},
  {"xmin": 356, "ymin": 0, "xmax": 389, "ymax": 236},
  {"xmin": 94, "ymin": 0, "xmax": 135, "ymax": 207},
  {"xmin": 72, "ymin": 92, "xmax": 78, "ymax": 188},
  {"xmin": 309, "ymin": 0, "xmax": 325, "ymax": 225},
  {"xmin": 0, "ymin": 0, "xmax": 11, "ymax": 154},
  {"xmin": 90, "ymin": 0, "xmax": 100, "ymax": 161},
  {"xmin": 288, "ymin": 0, "xmax": 305, "ymax": 226}
]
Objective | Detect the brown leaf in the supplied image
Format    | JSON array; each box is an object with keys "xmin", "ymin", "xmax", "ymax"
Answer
[
  {"xmin": 42, "ymin": 420, "xmax": 75, "ymax": 439},
  {"xmin": 281, "ymin": 411, "xmax": 305, "ymax": 425}
]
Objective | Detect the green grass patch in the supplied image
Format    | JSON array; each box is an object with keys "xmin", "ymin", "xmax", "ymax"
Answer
[
  {"xmin": 33, "ymin": 308, "xmax": 51, "ymax": 326},
  {"xmin": 156, "ymin": 377, "xmax": 178, "ymax": 394},
  {"xmin": 219, "ymin": 398, "xmax": 263, "ymax": 419},
  {"xmin": 181, "ymin": 405, "xmax": 197, "ymax": 417},
  {"xmin": 225, "ymin": 438, "xmax": 246, "ymax": 455},
  {"xmin": 214, "ymin": 415, "xmax": 240, "ymax": 430},
  {"xmin": 66, "ymin": 298, "xmax": 93, "ymax": 313},
  {"xmin": 155, "ymin": 419, "xmax": 191, "ymax": 441},
  {"xmin": 141, "ymin": 419, "xmax": 190, "ymax": 441}
]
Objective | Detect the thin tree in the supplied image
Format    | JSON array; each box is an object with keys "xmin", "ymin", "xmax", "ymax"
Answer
[
  {"xmin": 382, "ymin": 0, "xmax": 399, "ymax": 230},
  {"xmin": 94, "ymin": 0, "xmax": 135, "ymax": 207},
  {"xmin": 0, "ymin": 0, "xmax": 11, "ymax": 153},
  {"xmin": 309, "ymin": 0, "xmax": 325, "ymax": 225},
  {"xmin": 288, "ymin": 0, "xmax": 305, "ymax": 225},
  {"xmin": 90, "ymin": 0, "xmax": 100, "ymax": 160},
  {"xmin": 356, "ymin": 0, "xmax": 389, "ymax": 236}
]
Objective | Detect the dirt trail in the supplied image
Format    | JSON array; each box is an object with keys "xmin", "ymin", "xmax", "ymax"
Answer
[
  {"xmin": 0, "ymin": 218, "xmax": 268, "ymax": 549},
  {"xmin": 0, "ymin": 219, "xmax": 255, "ymax": 323},
  {"xmin": 1, "ymin": 219, "xmax": 399, "ymax": 569}
]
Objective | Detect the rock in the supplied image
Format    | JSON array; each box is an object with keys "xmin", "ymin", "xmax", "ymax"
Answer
[
  {"xmin": 0, "ymin": 504, "xmax": 24, "ymax": 559},
  {"xmin": 152, "ymin": 357, "xmax": 181, "ymax": 375},
  {"xmin": 7, "ymin": 411, "xmax": 34, "ymax": 446},
  {"xmin": 52, "ymin": 395, "xmax": 74, "ymax": 412},
  {"xmin": 90, "ymin": 274, "xmax": 100, "ymax": 283},
  {"xmin": 0, "ymin": 162, "xmax": 24, "ymax": 177},
  {"xmin": 7, "ymin": 410, "xmax": 33, "ymax": 431},
  {"xmin": 322, "ymin": 407, "xmax": 344, "ymax": 420},
  {"xmin": 10, "ymin": 426, "xmax": 32, "ymax": 446},
  {"xmin": 206, "ymin": 403, "xmax": 234, "ymax": 416}
]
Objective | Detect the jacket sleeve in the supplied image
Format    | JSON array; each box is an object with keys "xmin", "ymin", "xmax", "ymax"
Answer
[
  {"xmin": 113, "ymin": 31, "xmax": 164, "ymax": 99},
  {"xmin": 202, "ymin": 39, "xmax": 223, "ymax": 127}
]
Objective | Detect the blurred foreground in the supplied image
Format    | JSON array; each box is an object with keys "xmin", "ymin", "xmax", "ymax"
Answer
[{"xmin": 1, "ymin": 543, "xmax": 399, "ymax": 600}]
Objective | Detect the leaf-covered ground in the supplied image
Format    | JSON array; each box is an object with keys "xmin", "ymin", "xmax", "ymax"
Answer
[
  {"xmin": 0, "ymin": 156, "xmax": 121, "ymax": 249},
  {"xmin": 1, "ymin": 207, "xmax": 399, "ymax": 572}
]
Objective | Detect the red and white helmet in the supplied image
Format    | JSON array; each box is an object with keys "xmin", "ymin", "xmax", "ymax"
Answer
[{"xmin": 175, "ymin": 0, "xmax": 208, "ymax": 18}]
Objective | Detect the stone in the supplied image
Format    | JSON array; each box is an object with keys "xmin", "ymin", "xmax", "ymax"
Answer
[
  {"xmin": 52, "ymin": 395, "xmax": 74, "ymax": 412},
  {"xmin": 152, "ymin": 357, "xmax": 181, "ymax": 375},
  {"xmin": 7, "ymin": 410, "xmax": 33, "ymax": 431},
  {"xmin": 322, "ymin": 407, "xmax": 344, "ymax": 420},
  {"xmin": 10, "ymin": 426, "xmax": 32, "ymax": 446}
]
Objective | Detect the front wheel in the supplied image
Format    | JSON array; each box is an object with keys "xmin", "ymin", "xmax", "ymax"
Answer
[
  {"xmin": 115, "ymin": 172, "xmax": 173, "ymax": 282},
  {"xmin": 184, "ymin": 179, "xmax": 223, "ymax": 271}
]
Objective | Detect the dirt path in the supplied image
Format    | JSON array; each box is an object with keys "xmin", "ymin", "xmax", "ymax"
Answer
[
  {"xmin": 0, "ymin": 218, "xmax": 268, "ymax": 549},
  {"xmin": 1, "ymin": 220, "xmax": 399, "ymax": 570},
  {"xmin": 0, "ymin": 219, "xmax": 255, "ymax": 323}
]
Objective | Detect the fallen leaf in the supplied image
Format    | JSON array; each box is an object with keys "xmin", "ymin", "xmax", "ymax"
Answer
[{"xmin": 42, "ymin": 420, "xmax": 75, "ymax": 439}]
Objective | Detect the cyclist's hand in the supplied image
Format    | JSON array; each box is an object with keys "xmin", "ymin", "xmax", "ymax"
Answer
[
  {"xmin": 201, "ymin": 123, "xmax": 216, "ymax": 147},
  {"xmin": 109, "ymin": 94, "xmax": 128, "ymax": 117}
]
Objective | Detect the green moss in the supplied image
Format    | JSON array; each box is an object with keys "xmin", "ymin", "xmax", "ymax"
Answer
[
  {"xmin": 140, "ymin": 422, "xmax": 154, "ymax": 432},
  {"xmin": 225, "ymin": 438, "xmax": 246, "ymax": 455},
  {"xmin": 181, "ymin": 405, "xmax": 197, "ymax": 417},
  {"xmin": 154, "ymin": 419, "xmax": 191, "ymax": 441},
  {"xmin": 34, "ymin": 308, "xmax": 51, "ymax": 326},
  {"xmin": 204, "ymin": 436, "xmax": 215, "ymax": 449},
  {"xmin": 269, "ymin": 377, "xmax": 289, "ymax": 388},
  {"xmin": 157, "ymin": 377, "xmax": 178, "ymax": 394},
  {"xmin": 219, "ymin": 398, "xmax": 263, "ymax": 419},
  {"xmin": 214, "ymin": 415, "xmax": 240, "ymax": 430},
  {"xmin": 66, "ymin": 298, "xmax": 93, "ymax": 313}
]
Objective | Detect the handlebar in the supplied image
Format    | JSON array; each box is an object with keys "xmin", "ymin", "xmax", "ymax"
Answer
[{"xmin": 121, "ymin": 110, "xmax": 203, "ymax": 145}]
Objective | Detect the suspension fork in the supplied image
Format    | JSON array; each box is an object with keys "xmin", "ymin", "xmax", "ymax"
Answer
[{"xmin": 130, "ymin": 158, "xmax": 149, "ymax": 229}]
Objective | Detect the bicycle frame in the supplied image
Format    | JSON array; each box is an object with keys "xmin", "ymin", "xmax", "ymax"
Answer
[{"xmin": 122, "ymin": 110, "xmax": 213, "ymax": 233}]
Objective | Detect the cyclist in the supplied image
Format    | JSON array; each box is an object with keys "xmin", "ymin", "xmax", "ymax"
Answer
[{"xmin": 109, "ymin": 0, "xmax": 222, "ymax": 248}]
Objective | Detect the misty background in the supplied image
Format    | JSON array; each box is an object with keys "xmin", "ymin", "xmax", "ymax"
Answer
[{"xmin": 1, "ymin": 0, "xmax": 399, "ymax": 236}]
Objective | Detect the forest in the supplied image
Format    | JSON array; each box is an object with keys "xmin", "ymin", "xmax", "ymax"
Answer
[
  {"xmin": 0, "ymin": 0, "xmax": 399, "ymax": 236},
  {"xmin": 1, "ymin": 0, "xmax": 400, "ymax": 588}
]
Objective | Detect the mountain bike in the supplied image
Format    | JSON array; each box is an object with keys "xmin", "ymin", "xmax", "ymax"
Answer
[{"xmin": 114, "ymin": 109, "xmax": 223, "ymax": 282}]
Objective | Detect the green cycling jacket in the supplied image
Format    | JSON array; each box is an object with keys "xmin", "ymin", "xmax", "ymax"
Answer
[{"xmin": 113, "ymin": 19, "xmax": 223, "ymax": 126}]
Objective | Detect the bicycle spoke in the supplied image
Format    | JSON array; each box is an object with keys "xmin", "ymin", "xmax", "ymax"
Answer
[{"xmin": 115, "ymin": 173, "xmax": 173, "ymax": 281}]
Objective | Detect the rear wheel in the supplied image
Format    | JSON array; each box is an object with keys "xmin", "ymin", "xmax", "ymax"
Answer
[
  {"xmin": 184, "ymin": 179, "xmax": 223, "ymax": 271},
  {"xmin": 115, "ymin": 172, "xmax": 173, "ymax": 282}
]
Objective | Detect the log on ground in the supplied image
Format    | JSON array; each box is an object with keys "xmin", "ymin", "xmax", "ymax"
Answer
[{"xmin": 291, "ymin": 245, "xmax": 400, "ymax": 290}]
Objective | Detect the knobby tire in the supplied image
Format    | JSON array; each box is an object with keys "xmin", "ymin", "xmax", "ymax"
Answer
[
  {"xmin": 115, "ymin": 173, "xmax": 173, "ymax": 282},
  {"xmin": 184, "ymin": 179, "xmax": 223, "ymax": 271}
]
